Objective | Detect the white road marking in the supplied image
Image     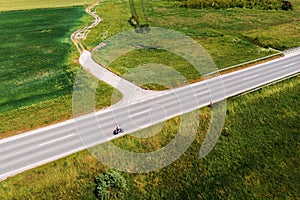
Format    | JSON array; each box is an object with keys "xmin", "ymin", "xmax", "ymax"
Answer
[
  {"xmin": 243, "ymin": 74, "xmax": 258, "ymax": 81},
  {"xmin": 195, "ymin": 90, "xmax": 209, "ymax": 97},
  {"xmin": 1, "ymin": 52, "xmax": 299, "ymax": 181},
  {"xmin": 282, "ymin": 62, "xmax": 295, "ymax": 68},
  {"xmin": 39, "ymin": 134, "xmax": 75, "ymax": 147},
  {"xmin": 0, "ymin": 146, "xmax": 86, "ymax": 181},
  {"xmin": 129, "ymin": 109, "xmax": 151, "ymax": 118},
  {"xmin": 0, "ymin": 118, "xmax": 76, "ymax": 145}
]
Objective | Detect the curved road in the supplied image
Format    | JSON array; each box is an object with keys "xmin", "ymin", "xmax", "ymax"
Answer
[{"xmin": 0, "ymin": 49, "xmax": 299, "ymax": 180}]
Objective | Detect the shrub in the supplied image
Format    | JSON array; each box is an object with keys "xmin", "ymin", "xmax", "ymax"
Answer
[
  {"xmin": 176, "ymin": 0, "xmax": 285, "ymax": 10},
  {"xmin": 282, "ymin": 1, "xmax": 293, "ymax": 10},
  {"xmin": 128, "ymin": 15, "xmax": 139, "ymax": 28},
  {"xmin": 94, "ymin": 171, "xmax": 128, "ymax": 200}
]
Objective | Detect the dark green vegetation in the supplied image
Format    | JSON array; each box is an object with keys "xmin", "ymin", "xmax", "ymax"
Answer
[
  {"xmin": 0, "ymin": 8, "xmax": 83, "ymax": 113},
  {"xmin": 94, "ymin": 171, "xmax": 128, "ymax": 199},
  {"xmin": 0, "ymin": 80, "xmax": 120, "ymax": 139},
  {"xmin": 176, "ymin": 0, "xmax": 293, "ymax": 10},
  {"xmin": 0, "ymin": 0, "xmax": 95, "ymax": 12},
  {"xmin": 91, "ymin": 0, "xmax": 299, "ymax": 88},
  {"xmin": 0, "ymin": 7, "xmax": 121, "ymax": 137},
  {"xmin": 1, "ymin": 76, "xmax": 298, "ymax": 199}
]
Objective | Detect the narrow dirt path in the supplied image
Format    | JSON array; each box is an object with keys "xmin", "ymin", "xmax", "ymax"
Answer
[{"xmin": 71, "ymin": 0, "xmax": 102, "ymax": 53}]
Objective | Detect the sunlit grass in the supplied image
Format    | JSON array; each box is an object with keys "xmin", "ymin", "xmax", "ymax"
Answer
[
  {"xmin": 0, "ymin": 0, "xmax": 95, "ymax": 11},
  {"xmin": 0, "ymin": 76, "xmax": 298, "ymax": 199},
  {"xmin": 0, "ymin": 7, "xmax": 121, "ymax": 138},
  {"xmin": 90, "ymin": 0, "xmax": 299, "ymax": 89}
]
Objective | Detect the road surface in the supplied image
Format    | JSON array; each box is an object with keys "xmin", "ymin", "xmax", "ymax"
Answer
[{"xmin": 0, "ymin": 51, "xmax": 299, "ymax": 180}]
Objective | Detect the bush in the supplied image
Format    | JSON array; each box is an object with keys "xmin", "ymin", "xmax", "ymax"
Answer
[
  {"xmin": 282, "ymin": 1, "xmax": 293, "ymax": 10},
  {"xmin": 94, "ymin": 171, "xmax": 128, "ymax": 200},
  {"xmin": 128, "ymin": 15, "xmax": 139, "ymax": 28},
  {"xmin": 176, "ymin": 0, "xmax": 285, "ymax": 10}
]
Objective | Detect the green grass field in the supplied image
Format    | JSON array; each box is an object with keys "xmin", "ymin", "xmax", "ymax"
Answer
[
  {"xmin": 1, "ymin": 0, "xmax": 297, "ymax": 138},
  {"xmin": 83, "ymin": 0, "xmax": 133, "ymax": 49},
  {"xmin": 0, "ymin": 0, "xmax": 298, "ymax": 198},
  {"xmin": 0, "ymin": 7, "xmax": 121, "ymax": 137},
  {"xmin": 0, "ymin": 75, "xmax": 298, "ymax": 199},
  {"xmin": 0, "ymin": 0, "xmax": 95, "ymax": 11},
  {"xmin": 91, "ymin": 0, "xmax": 299, "ymax": 88},
  {"xmin": 0, "ymin": 79, "xmax": 121, "ymax": 139},
  {"xmin": 0, "ymin": 7, "xmax": 84, "ymax": 113}
]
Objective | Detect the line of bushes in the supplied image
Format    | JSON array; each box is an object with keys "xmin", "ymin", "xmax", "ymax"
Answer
[{"xmin": 175, "ymin": 0, "xmax": 293, "ymax": 10}]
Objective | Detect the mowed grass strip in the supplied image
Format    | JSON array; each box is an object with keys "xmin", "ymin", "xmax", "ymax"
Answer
[
  {"xmin": 0, "ymin": 0, "xmax": 95, "ymax": 11},
  {"xmin": 0, "ymin": 76, "xmax": 298, "ymax": 199}
]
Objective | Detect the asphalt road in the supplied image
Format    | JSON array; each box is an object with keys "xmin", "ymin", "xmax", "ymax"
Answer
[{"xmin": 0, "ymin": 52, "xmax": 299, "ymax": 180}]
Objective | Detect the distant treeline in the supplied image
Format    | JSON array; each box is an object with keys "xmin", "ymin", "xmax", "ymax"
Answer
[{"xmin": 175, "ymin": 0, "xmax": 293, "ymax": 10}]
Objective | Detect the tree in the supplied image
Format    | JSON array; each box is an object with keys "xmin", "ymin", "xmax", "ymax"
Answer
[
  {"xmin": 94, "ymin": 170, "xmax": 128, "ymax": 200},
  {"xmin": 128, "ymin": 15, "xmax": 139, "ymax": 28},
  {"xmin": 282, "ymin": 1, "xmax": 293, "ymax": 10}
]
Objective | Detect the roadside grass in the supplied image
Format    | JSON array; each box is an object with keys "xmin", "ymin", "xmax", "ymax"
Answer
[
  {"xmin": 0, "ymin": 80, "xmax": 121, "ymax": 139},
  {"xmin": 93, "ymin": 49, "xmax": 199, "ymax": 89},
  {"xmin": 0, "ymin": 0, "xmax": 95, "ymax": 11},
  {"xmin": 1, "ymin": 76, "xmax": 298, "ymax": 199},
  {"xmin": 0, "ymin": 7, "xmax": 121, "ymax": 138},
  {"xmin": 90, "ymin": 0, "xmax": 299, "ymax": 89}
]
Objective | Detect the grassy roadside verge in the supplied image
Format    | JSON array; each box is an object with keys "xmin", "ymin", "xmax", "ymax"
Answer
[
  {"xmin": 1, "ymin": 75, "xmax": 298, "ymax": 199},
  {"xmin": 0, "ymin": 80, "xmax": 121, "ymax": 139}
]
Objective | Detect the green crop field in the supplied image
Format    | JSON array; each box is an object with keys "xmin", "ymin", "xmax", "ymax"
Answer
[
  {"xmin": 0, "ymin": 7, "xmax": 121, "ymax": 137},
  {"xmin": 0, "ymin": 0, "xmax": 299, "ymax": 199},
  {"xmin": 1, "ymin": 0, "xmax": 298, "ymax": 136},
  {"xmin": 0, "ymin": 76, "xmax": 298, "ymax": 199},
  {"xmin": 0, "ymin": 8, "xmax": 84, "ymax": 114},
  {"xmin": 0, "ymin": 0, "xmax": 95, "ymax": 11}
]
